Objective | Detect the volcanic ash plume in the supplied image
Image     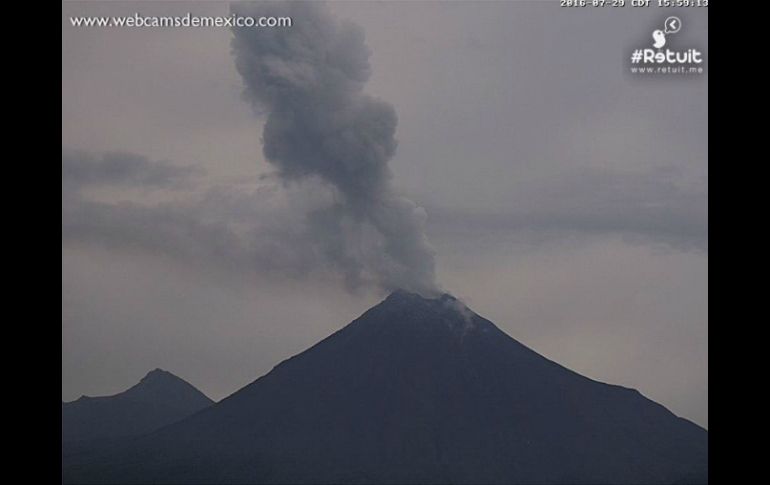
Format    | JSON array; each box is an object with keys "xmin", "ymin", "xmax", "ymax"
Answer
[{"xmin": 231, "ymin": 1, "xmax": 438, "ymax": 295}]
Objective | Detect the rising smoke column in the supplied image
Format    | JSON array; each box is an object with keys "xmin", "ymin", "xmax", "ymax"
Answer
[{"xmin": 231, "ymin": 1, "xmax": 438, "ymax": 295}]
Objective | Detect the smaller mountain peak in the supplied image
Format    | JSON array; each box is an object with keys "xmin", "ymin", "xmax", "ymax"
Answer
[
  {"xmin": 141, "ymin": 368, "xmax": 173, "ymax": 382},
  {"xmin": 127, "ymin": 369, "xmax": 214, "ymax": 406},
  {"xmin": 135, "ymin": 369, "xmax": 200, "ymax": 392}
]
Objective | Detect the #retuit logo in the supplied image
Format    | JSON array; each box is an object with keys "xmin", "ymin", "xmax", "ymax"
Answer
[{"xmin": 629, "ymin": 15, "xmax": 706, "ymax": 75}]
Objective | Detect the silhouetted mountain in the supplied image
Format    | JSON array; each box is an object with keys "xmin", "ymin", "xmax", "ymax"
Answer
[
  {"xmin": 62, "ymin": 368, "xmax": 213, "ymax": 444},
  {"xmin": 63, "ymin": 292, "xmax": 707, "ymax": 484}
]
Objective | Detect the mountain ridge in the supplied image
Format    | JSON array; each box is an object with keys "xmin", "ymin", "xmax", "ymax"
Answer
[
  {"xmin": 63, "ymin": 291, "xmax": 707, "ymax": 484},
  {"xmin": 62, "ymin": 368, "xmax": 214, "ymax": 444}
]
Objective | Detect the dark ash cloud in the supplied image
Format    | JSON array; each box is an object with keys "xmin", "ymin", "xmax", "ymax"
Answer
[{"xmin": 230, "ymin": 0, "xmax": 438, "ymax": 295}]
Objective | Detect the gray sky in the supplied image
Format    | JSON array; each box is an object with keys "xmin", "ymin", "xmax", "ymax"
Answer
[{"xmin": 62, "ymin": 1, "xmax": 708, "ymax": 427}]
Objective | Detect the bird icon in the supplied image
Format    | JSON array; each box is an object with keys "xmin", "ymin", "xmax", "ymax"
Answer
[{"xmin": 652, "ymin": 30, "xmax": 666, "ymax": 49}]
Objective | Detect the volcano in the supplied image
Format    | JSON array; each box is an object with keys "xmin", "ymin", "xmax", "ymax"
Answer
[
  {"xmin": 62, "ymin": 368, "xmax": 213, "ymax": 445},
  {"xmin": 62, "ymin": 291, "xmax": 707, "ymax": 484}
]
